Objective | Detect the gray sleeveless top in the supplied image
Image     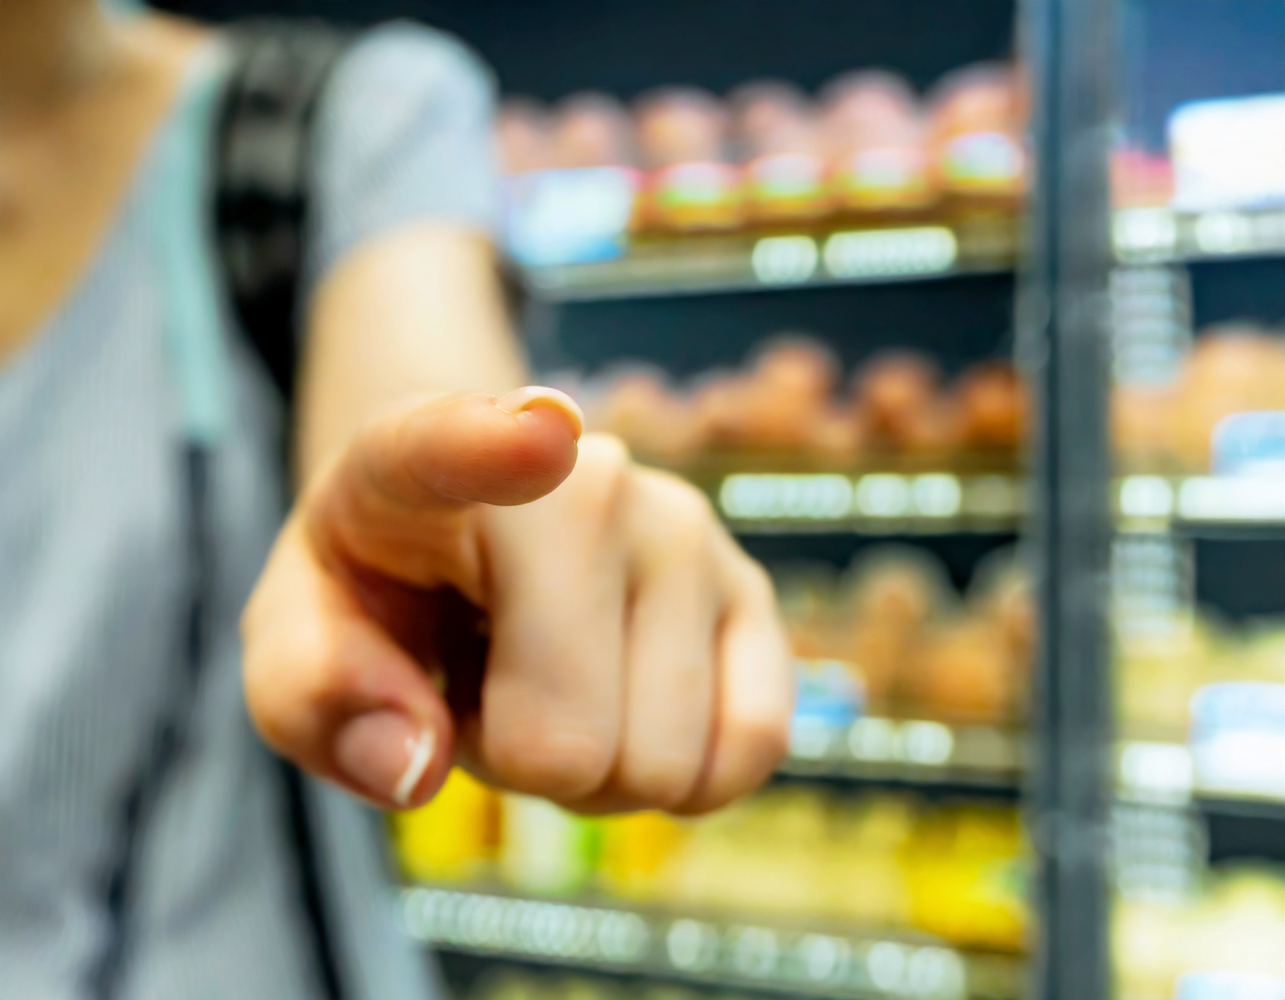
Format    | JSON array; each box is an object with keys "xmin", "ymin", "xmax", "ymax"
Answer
[{"xmin": 0, "ymin": 22, "xmax": 498, "ymax": 999}]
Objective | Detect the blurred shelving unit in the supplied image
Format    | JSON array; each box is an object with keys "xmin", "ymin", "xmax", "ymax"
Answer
[
  {"xmin": 525, "ymin": 221, "xmax": 1019, "ymax": 303},
  {"xmin": 403, "ymin": 887, "xmax": 1025, "ymax": 1000}
]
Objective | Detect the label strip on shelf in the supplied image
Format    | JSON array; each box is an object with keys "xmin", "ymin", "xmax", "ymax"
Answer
[
  {"xmin": 783, "ymin": 717, "xmax": 1023, "ymax": 791},
  {"xmin": 714, "ymin": 473, "xmax": 1024, "ymax": 534},
  {"xmin": 526, "ymin": 221, "xmax": 1018, "ymax": 302},
  {"xmin": 400, "ymin": 886, "xmax": 1021, "ymax": 1000}
]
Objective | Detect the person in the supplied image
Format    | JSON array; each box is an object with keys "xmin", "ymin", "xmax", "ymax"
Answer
[{"xmin": 0, "ymin": 1, "xmax": 792, "ymax": 997}]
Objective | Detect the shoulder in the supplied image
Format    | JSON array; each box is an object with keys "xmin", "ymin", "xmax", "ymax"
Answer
[
  {"xmin": 323, "ymin": 21, "xmax": 496, "ymax": 129},
  {"xmin": 302, "ymin": 20, "xmax": 502, "ymax": 288}
]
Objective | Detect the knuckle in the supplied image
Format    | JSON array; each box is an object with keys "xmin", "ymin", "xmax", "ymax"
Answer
[
  {"xmin": 618, "ymin": 752, "xmax": 701, "ymax": 811},
  {"xmin": 565, "ymin": 434, "xmax": 634, "ymax": 527},
  {"xmin": 638, "ymin": 470, "xmax": 718, "ymax": 552},
  {"xmin": 485, "ymin": 721, "xmax": 615, "ymax": 803}
]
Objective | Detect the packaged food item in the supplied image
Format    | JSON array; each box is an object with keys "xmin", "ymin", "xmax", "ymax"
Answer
[
  {"xmin": 551, "ymin": 92, "xmax": 637, "ymax": 169},
  {"xmin": 731, "ymin": 80, "xmax": 832, "ymax": 226},
  {"xmin": 851, "ymin": 351, "xmax": 947, "ymax": 454},
  {"xmin": 1167, "ymin": 326, "xmax": 1285, "ymax": 471},
  {"xmin": 822, "ymin": 794, "xmax": 916, "ymax": 926},
  {"xmin": 500, "ymin": 95, "xmax": 640, "ymax": 267},
  {"xmin": 839, "ymin": 545, "xmax": 953, "ymax": 708},
  {"xmin": 598, "ymin": 811, "xmax": 688, "ymax": 902},
  {"xmin": 1111, "ymin": 148, "xmax": 1176, "ymax": 210},
  {"xmin": 668, "ymin": 788, "xmax": 833, "ymax": 919},
  {"xmin": 905, "ymin": 804, "xmax": 1028, "ymax": 951},
  {"xmin": 1172, "ymin": 867, "xmax": 1285, "ymax": 998},
  {"xmin": 498, "ymin": 98, "xmax": 554, "ymax": 175},
  {"xmin": 392, "ymin": 768, "xmax": 498, "ymax": 883},
  {"xmin": 821, "ymin": 70, "xmax": 937, "ymax": 216},
  {"xmin": 927, "ymin": 63, "xmax": 1026, "ymax": 206},
  {"xmin": 794, "ymin": 657, "xmax": 866, "ymax": 736},
  {"xmin": 903, "ymin": 615, "xmax": 1015, "ymax": 724},
  {"xmin": 1114, "ymin": 896, "xmax": 1197, "ymax": 1000},
  {"xmin": 969, "ymin": 549, "xmax": 1037, "ymax": 713},
  {"xmin": 635, "ymin": 88, "xmax": 744, "ymax": 233},
  {"xmin": 697, "ymin": 338, "xmax": 853, "ymax": 456},
  {"xmin": 1189, "ymin": 681, "xmax": 1285, "ymax": 799},
  {"xmin": 463, "ymin": 777, "xmax": 1029, "ymax": 951},
  {"xmin": 955, "ymin": 361, "xmax": 1028, "ymax": 452},
  {"xmin": 499, "ymin": 794, "xmax": 601, "ymax": 896},
  {"xmin": 581, "ymin": 336, "xmax": 1025, "ymax": 469},
  {"xmin": 1113, "ymin": 383, "xmax": 1177, "ymax": 471}
]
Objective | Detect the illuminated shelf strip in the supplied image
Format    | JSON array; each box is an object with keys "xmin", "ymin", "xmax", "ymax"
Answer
[
  {"xmin": 1117, "ymin": 475, "xmax": 1285, "ymax": 529},
  {"xmin": 401, "ymin": 887, "xmax": 1022, "ymax": 1000},
  {"xmin": 1118, "ymin": 741, "xmax": 1285, "ymax": 808},
  {"xmin": 708, "ymin": 473, "xmax": 1283, "ymax": 532},
  {"xmin": 715, "ymin": 473, "xmax": 1024, "ymax": 532},
  {"xmin": 784, "ymin": 717, "xmax": 1023, "ymax": 788},
  {"xmin": 1113, "ymin": 207, "xmax": 1285, "ymax": 264},
  {"xmin": 782, "ymin": 729, "xmax": 1285, "ymax": 812},
  {"xmin": 527, "ymin": 224, "xmax": 1017, "ymax": 302}
]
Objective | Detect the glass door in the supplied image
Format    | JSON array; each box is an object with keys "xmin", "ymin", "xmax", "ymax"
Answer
[{"xmin": 1108, "ymin": 3, "xmax": 1285, "ymax": 999}]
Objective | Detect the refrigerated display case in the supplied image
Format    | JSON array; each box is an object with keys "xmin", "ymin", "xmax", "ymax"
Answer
[{"xmin": 389, "ymin": 3, "xmax": 1037, "ymax": 1000}]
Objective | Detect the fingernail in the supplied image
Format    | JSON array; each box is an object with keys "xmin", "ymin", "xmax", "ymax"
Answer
[
  {"xmin": 496, "ymin": 386, "xmax": 584, "ymax": 440},
  {"xmin": 335, "ymin": 711, "xmax": 435, "ymax": 807}
]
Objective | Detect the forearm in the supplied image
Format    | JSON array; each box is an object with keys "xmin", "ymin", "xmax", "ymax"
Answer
[{"xmin": 295, "ymin": 222, "xmax": 527, "ymax": 485}]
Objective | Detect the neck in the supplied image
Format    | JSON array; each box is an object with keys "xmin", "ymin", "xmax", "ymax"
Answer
[{"xmin": 0, "ymin": 0, "xmax": 118, "ymax": 125}]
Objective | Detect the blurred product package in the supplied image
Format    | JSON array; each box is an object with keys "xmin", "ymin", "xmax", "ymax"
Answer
[
  {"xmin": 393, "ymin": 775, "xmax": 1029, "ymax": 954},
  {"xmin": 1116, "ymin": 866, "xmax": 1285, "ymax": 1000},
  {"xmin": 495, "ymin": 62, "xmax": 1027, "ymax": 267},
  {"xmin": 566, "ymin": 335, "xmax": 1027, "ymax": 471},
  {"xmin": 1169, "ymin": 94, "xmax": 1285, "ymax": 213}
]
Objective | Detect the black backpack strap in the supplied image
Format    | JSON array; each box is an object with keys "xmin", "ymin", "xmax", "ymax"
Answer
[
  {"xmin": 215, "ymin": 20, "xmax": 352, "ymax": 407},
  {"xmin": 215, "ymin": 22, "xmax": 354, "ymax": 1000}
]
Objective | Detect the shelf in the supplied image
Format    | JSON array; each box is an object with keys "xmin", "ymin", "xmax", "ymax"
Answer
[
  {"xmin": 783, "ymin": 717, "xmax": 1024, "ymax": 797},
  {"xmin": 781, "ymin": 728, "xmax": 1285, "ymax": 824},
  {"xmin": 703, "ymin": 471, "xmax": 1025, "ymax": 536},
  {"xmin": 1117, "ymin": 475, "xmax": 1285, "ymax": 536},
  {"xmin": 699, "ymin": 469, "xmax": 1282, "ymax": 538},
  {"xmin": 526, "ymin": 221, "xmax": 1018, "ymax": 303},
  {"xmin": 1113, "ymin": 207, "xmax": 1285, "ymax": 265},
  {"xmin": 400, "ymin": 886, "xmax": 1024, "ymax": 1000}
]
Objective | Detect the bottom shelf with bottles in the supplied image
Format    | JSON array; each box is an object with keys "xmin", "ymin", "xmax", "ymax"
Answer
[{"xmin": 393, "ymin": 771, "xmax": 1029, "ymax": 1000}]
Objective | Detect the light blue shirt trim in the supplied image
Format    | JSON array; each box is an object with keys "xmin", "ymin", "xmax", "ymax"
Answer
[{"xmin": 148, "ymin": 45, "xmax": 234, "ymax": 447}]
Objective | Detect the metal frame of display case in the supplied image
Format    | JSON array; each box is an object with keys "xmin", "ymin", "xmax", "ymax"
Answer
[{"xmin": 1021, "ymin": 1, "xmax": 1117, "ymax": 998}]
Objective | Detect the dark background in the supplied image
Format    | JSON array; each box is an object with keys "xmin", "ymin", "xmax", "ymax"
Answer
[{"xmin": 150, "ymin": 0, "xmax": 1018, "ymax": 99}]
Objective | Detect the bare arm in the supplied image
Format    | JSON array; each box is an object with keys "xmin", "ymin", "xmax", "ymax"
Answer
[{"xmin": 295, "ymin": 223, "xmax": 525, "ymax": 482}]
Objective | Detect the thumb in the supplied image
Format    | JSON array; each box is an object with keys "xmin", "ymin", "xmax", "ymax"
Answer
[
  {"xmin": 243, "ymin": 387, "xmax": 581, "ymax": 810},
  {"xmin": 305, "ymin": 387, "xmax": 583, "ymax": 596}
]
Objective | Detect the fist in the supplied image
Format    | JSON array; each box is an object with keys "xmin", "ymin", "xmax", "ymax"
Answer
[{"xmin": 241, "ymin": 388, "xmax": 792, "ymax": 814}]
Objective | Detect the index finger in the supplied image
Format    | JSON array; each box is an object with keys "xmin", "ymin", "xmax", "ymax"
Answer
[{"xmin": 306, "ymin": 387, "xmax": 583, "ymax": 594}]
